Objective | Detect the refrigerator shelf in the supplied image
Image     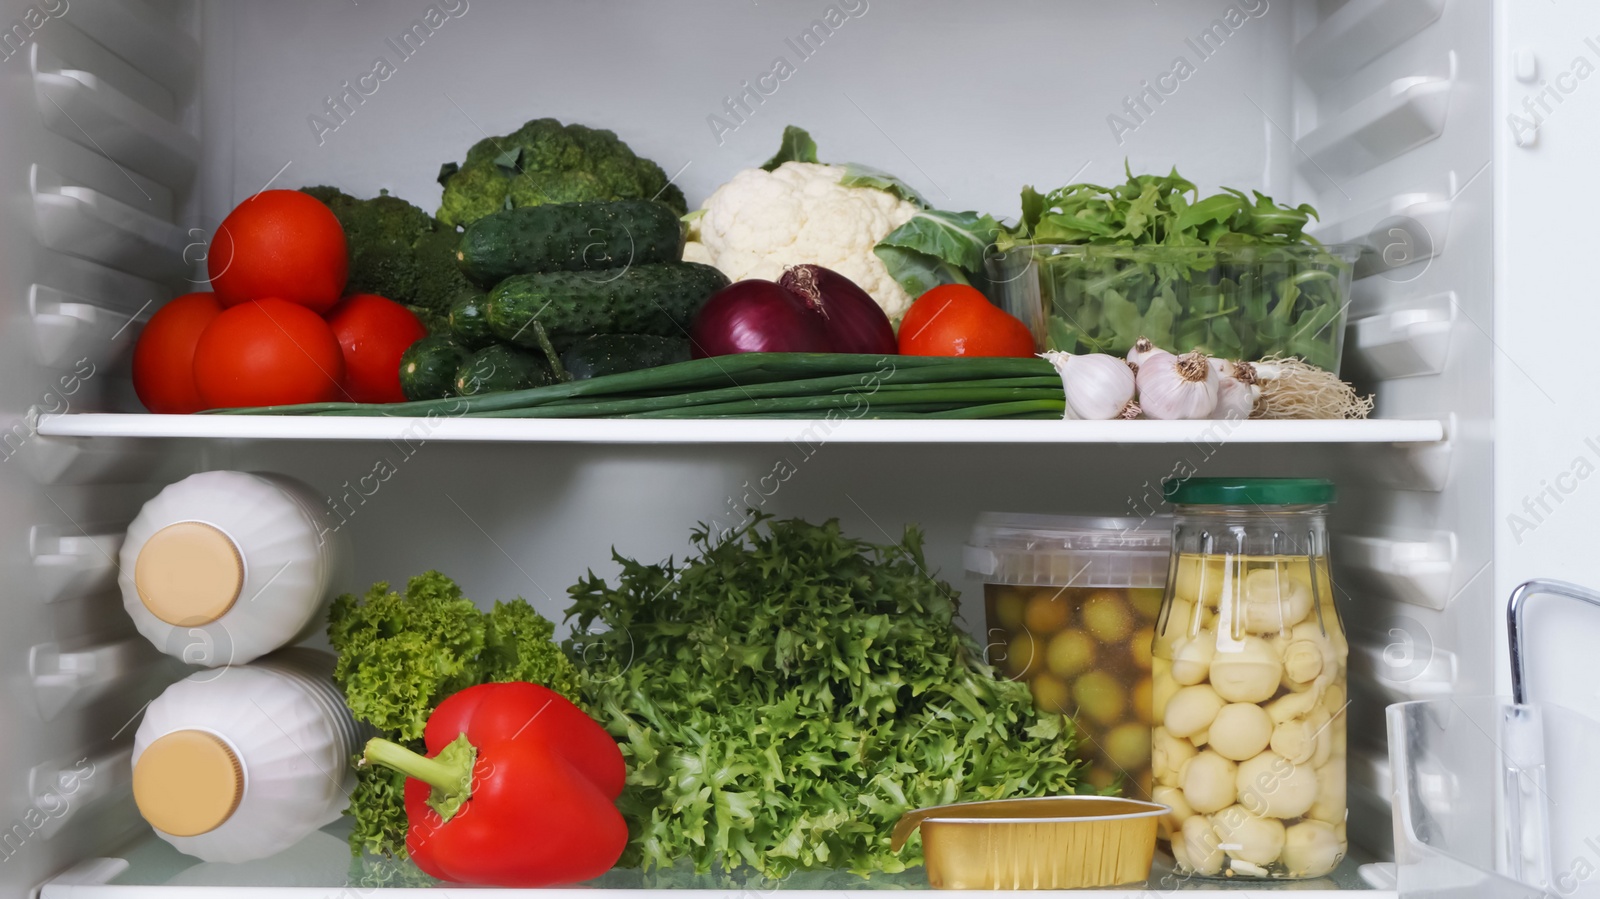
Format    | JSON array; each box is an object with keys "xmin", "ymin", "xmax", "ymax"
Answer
[
  {"xmin": 39, "ymin": 827, "xmax": 1394, "ymax": 897},
  {"xmin": 32, "ymin": 415, "xmax": 1448, "ymax": 446}
]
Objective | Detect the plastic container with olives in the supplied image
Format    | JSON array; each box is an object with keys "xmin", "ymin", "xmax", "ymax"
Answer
[
  {"xmin": 1152, "ymin": 478, "xmax": 1348, "ymax": 881},
  {"xmin": 966, "ymin": 513, "xmax": 1171, "ymax": 799}
]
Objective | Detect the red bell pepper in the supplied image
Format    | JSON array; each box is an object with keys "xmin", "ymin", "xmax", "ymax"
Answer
[{"xmin": 362, "ymin": 681, "xmax": 628, "ymax": 887}]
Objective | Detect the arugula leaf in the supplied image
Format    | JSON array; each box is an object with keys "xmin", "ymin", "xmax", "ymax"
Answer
[
  {"xmin": 1019, "ymin": 185, "xmax": 1046, "ymax": 234},
  {"xmin": 761, "ymin": 125, "xmax": 820, "ymax": 171}
]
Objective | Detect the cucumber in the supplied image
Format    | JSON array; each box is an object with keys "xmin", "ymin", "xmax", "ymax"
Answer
[
  {"xmin": 398, "ymin": 335, "xmax": 466, "ymax": 401},
  {"xmin": 560, "ymin": 334, "xmax": 690, "ymax": 381},
  {"xmin": 447, "ymin": 289, "xmax": 494, "ymax": 349},
  {"xmin": 456, "ymin": 200, "xmax": 684, "ymax": 285},
  {"xmin": 487, "ymin": 262, "xmax": 729, "ymax": 348},
  {"xmin": 455, "ymin": 345, "xmax": 553, "ymax": 396}
]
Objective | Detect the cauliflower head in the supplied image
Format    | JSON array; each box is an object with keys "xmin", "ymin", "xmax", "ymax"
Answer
[{"xmin": 684, "ymin": 162, "xmax": 919, "ymax": 321}]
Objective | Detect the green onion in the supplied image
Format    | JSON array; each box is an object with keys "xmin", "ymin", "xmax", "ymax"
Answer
[{"xmin": 211, "ymin": 353, "xmax": 1067, "ymax": 421}]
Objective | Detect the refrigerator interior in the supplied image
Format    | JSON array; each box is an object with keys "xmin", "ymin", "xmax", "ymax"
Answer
[{"xmin": 0, "ymin": 0, "xmax": 1505, "ymax": 894}]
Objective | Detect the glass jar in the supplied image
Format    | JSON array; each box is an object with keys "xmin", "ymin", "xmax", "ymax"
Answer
[
  {"xmin": 966, "ymin": 513, "xmax": 1170, "ymax": 798},
  {"xmin": 1151, "ymin": 479, "xmax": 1348, "ymax": 880}
]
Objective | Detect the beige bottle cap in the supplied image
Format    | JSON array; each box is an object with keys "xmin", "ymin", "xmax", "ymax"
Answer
[
  {"xmin": 134, "ymin": 522, "xmax": 243, "ymax": 626},
  {"xmin": 133, "ymin": 730, "xmax": 244, "ymax": 836}
]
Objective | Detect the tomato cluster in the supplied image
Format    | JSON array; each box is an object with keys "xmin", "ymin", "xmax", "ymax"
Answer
[{"xmin": 132, "ymin": 190, "xmax": 425, "ymax": 412}]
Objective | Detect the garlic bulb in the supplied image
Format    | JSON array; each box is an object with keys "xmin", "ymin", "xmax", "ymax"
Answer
[
  {"xmin": 1126, "ymin": 336, "xmax": 1161, "ymax": 370},
  {"xmin": 1211, "ymin": 358, "xmax": 1260, "ymax": 420},
  {"xmin": 1042, "ymin": 352, "xmax": 1137, "ymax": 420},
  {"xmin": 1136, "ymin": 351, "xmax": 1220, "ymax": 419}
]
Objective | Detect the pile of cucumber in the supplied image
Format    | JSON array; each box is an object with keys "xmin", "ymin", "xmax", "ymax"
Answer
[{"xmin": 398, "ymin": 199, "xmax": 729, "ymax": 400}]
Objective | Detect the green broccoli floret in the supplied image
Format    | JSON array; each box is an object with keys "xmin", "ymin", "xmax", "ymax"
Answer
[
  {"xmin": 299, "ymin": 187, "xmax": 474, "ymax": 327},
  {"xmin": 435, "ymin": 117, "xmax": 687, "ymax": 228},
  {"xmin": 328, "ymin": 570, "xmax": 583, "ymax": 860}
]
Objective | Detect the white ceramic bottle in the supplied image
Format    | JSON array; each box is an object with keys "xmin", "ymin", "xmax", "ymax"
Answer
[
  {"xmin": 119, "ymin": 470, "xmax": 350, "ymax": 667},
  {"xmin": 130, "ymin": 649, "xmax": 364, "ymax": 863}
]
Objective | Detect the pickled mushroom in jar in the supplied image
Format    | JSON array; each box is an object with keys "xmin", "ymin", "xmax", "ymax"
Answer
[
  {"xmin": 1181, "ymin": 811, "xmax": 1225, "ymax": 875},
  {"xmin": 1159, "ymin": 598, "xmax": 1196, "ymax": 640},
  {"xmin": 1153, "ymin": 726, "xmax": 1196, "ymax": 786},
  {"xmin": 1310, "ymin": 761, "xmax": 1346, "ymax": 825},
  {"xmin": 1208, "ymin": 636, "xmax": 1284, "ymax": 703},
  {"xmin": 1174, "ymin": 555, "xmax": 1230, "ymax": 609},
  {"xmin": 1241, "ymin": 567, "xmax": 1313, "ymax": 633},
  {"xmin": 1164, "ymin": 684, "xmax": 1224, "ymax": 738},
  {"xmin": 1211, "ymin": 804, "xmax": 1286, "ymax": 866},
  {"xmin": 1236, "ymin": 751, "xmax": 1318, "ymax": 819},
  {"xmin": 1281, "ymin": 820, "xmax": 1344, "ymax": 877},
  {"xmin": 1169, "ymin": 636, "xmax": 1215, "ymax": 686},
  {"xmin": 1152, "ymin": 784, "xmax": 1192, "ymax": 837},
  {"xmin": 1208, "ymin": 703, "xmax": 1273, "ymax": 761},
  {"xmin": 1181, "ymin": 750, "xmax": 1238, "ymax": 813}
]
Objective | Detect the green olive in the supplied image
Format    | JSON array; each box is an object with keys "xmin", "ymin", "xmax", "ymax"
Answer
[
  {"xmin": 1129, "ymin": 588, "xmax": 1165, "ymax": 620},
  {"xmin": 1082, "ymin": 591, "xmax": 1133, "ymax": 643},
  {"xmin": 989, "ymin": 587, "xmax": 1027, "ymax": 631},
  {"xmin": 1030, "ymin": 672, "xmax": 1071, "ymax": 713},
  {"xmin": 1072, "ymin": 671, "xmax": 1126, "ymax": 726},
  {"xmin": 1046, "ymin": 629, "xmax": 1096, "ymax": 679},
  {"xmin": 1004, "ymin": 632, "xmax": 1038, "ymax": 678},
  {"xmin": 1024, "ymin": 589, "xmax": 1072, "ymax": 634},
  {"xmin": 1105, "ymin": 722, "xmax": 1152, "ymax": 771}
]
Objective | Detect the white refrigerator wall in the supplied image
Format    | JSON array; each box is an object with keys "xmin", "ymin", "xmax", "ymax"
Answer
[
  {"xmin": 0, "ymin": 0, "xmax": 1509, "ymax": 894},
  {"xmin": 1493, "ymin": 4, "xmax": 1600, "ymax": 718}
]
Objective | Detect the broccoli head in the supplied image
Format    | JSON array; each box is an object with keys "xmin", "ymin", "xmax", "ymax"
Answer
[
  {"xmin": 435, "ymin": 117, "xmax": 687, "ymax": 227},
  {"xmin": 299, "ymin": 186, "xmax": 474, "ymax": 328}
]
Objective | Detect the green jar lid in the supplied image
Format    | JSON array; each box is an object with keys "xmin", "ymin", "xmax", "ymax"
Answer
[{"xmin": 1162, "ymin": 477, "xmax": 1336, "ymax": 506}]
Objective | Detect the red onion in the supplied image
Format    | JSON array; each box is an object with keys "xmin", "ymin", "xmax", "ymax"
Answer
[
  {"xmin": 688, "ymin": 279, "xmax": 830, "ymax": 358},
  {"xmin": 779, "ymin": 264, "xmax": 898, "ymax": 355}
]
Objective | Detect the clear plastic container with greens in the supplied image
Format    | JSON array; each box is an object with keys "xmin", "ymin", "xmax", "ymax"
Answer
[
  {"xmin": 986, "ymin": 244, "xmax": 1363, "ymax": 373},
  {"xmin": 966, "ymin": 513, "xmax": 1171, "ymax": 799}
]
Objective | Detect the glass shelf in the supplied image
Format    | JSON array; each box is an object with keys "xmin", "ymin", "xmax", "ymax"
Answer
[{"xmin": 43, "ymin": 821, "xmax": 1393, "ymax": 897}]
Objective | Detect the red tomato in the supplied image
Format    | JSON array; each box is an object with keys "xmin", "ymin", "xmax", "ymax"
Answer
[
  {"xmin": 192, "ymin": 298, "xmax": 346, "ymax": 408},
  {"xmin": 897, "ymin": 284, "xmax": 1037, "ymax": 358},
  {"xmin": 132, "ymin": 292, "xmax": 223, "ymax": 413},
  {"xmin": 326, "ymin": 294, "xmax": 427, "ymax": 403},
  {"xmin": 208, "ymin": 190, "xmax": 348, "ymax": 313}
]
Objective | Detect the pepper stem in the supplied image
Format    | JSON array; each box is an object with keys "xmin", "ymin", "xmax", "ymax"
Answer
[{"xmin": 362, "ymin": 734, "xmax": 477, "ymax": 822}]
